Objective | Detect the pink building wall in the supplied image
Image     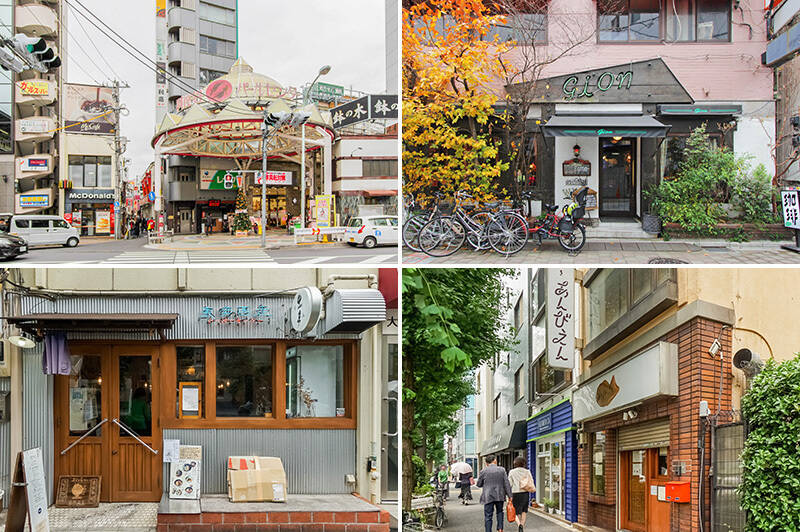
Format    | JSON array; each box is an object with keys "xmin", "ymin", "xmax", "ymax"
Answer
[{"xmin": 501, "ymin": 0, "xmax": 773, "ymax": 102}]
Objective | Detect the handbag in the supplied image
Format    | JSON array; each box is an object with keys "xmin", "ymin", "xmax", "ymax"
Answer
[
  {"xmin": 520, "ymin": 473, "xmax": 536, "ymax": 493},
  {"xmin": 470, "ymin": 477, "xmax": 475, "ymax": 485},
  {"xmin": 506, "ymin": 499, "xmax": 516, "ymax": 522}
]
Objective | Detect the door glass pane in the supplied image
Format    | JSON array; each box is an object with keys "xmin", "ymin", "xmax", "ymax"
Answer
[
  {"xmin": 551, "ymin": 442, "xmax": 562, "ymax": 512},
  {"xmin": 119, "ymin": 356, "xmax": 152, "ymax": 437},
  {"xmin": 386, "ymin": 342, "xmax": 398, "ymax": 492},
  {"xmin": 285, "ymin": 345, "xmax": 344, "ymax": 418},
  {"xmin": 629, "ymin": 451, "xmax": 646, "ymax": 524},
  {"xmin": 69, "ymin": 355, "xmax": 102, "ymax": 436},
  {"xmin": 176, "ymin": 345, "xmax": 204, "ymax": 418},
  {"xmin": 216, "ymin": 345, "xmax": 273, "ymax": 417}
]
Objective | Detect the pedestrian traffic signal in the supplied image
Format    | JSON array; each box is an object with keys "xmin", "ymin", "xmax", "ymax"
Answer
[{"xmin": 12, "ymin": 33, "xmax": 61, "ymax": 73}]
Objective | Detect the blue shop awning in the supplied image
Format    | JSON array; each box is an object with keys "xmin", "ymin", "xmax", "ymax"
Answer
[{"xmin": 541, "ymin": 114, "xmax": 669, "ymax": 138}]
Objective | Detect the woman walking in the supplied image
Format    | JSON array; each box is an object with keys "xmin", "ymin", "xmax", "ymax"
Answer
[{"xmin": 508, "ymin": 457, "xmax": 536, "ymax": 532}]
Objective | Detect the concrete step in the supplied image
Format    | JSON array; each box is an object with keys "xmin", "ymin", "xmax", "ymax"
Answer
[{"xmin": 586, "ymin": 221, "xmax": 657, "ymax": 239}]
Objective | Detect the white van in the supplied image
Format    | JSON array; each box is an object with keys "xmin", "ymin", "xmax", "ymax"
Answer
[{"xmin": 9, "ymin": 215, "xmax": 80, "ymax": 248}]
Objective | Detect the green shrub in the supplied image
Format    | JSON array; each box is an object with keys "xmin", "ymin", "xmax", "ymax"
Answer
[
  {"xmin": 412, "ymin": 454, "xmax": 429, "ymax": 492},
  {"xmin": 730, "ymin": 163, "xmax": 781, "ymax": 225},
  {"xmin": 739, "ymin": 354, "xmax": 800, "ymax": 531}
]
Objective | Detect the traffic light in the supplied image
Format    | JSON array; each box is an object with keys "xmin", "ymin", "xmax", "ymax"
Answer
[
  {"xmin": 264, "ymin": 111, "xmax": 290, "ymax": 129},
  {"xmin": 288, "ymin": 111, "xmax": 312, "ymax": 128},
  {"xmin": 12, "ymin": 33, "xmax": 61, "ymax": 73}
]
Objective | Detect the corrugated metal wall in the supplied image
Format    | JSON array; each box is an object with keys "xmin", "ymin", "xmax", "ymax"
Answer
[
  {"xmin": 22, "ymin": 346, "xmax": 54, "ymax": 504},
  {"xmin": 162, "ymin": 429, "xmax": 356, "ymax": 494},
  {"xmin": 0, "ymin": 377, "xmax": 9, "ymax": 508},
  {"xmin": 19, "ymin": 295, "xmax": 361, "ymax": 341}
]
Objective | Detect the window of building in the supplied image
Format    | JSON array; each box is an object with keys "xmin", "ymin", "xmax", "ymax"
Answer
[
  {"xmin": 514, "ymin": 295, "xmax": 523, "ymax": 332},
  {"xmin": 199, "ymin": 68, "xmax": 226, "ymax": 86},
  {"xmin": 362, "ymin": 159, "xmax": 398, "ymax": 177},
  {"xmin": 176, "ymin": 345, "xmax": 204, "ymax": 417},
  {"xmin": 68, "ymin": 156, "xmax": 112, "ymax": 188},
  {"xmin": 601, "ymin": 0, "xmax": 729, "ymax": 42},
  {"xmin": 485, "ymin": 10, "xmax": 547, "ymax": 44},
  {"xmin": 286, "ymin": 345, "xmax": 344, "ymax": 418},
  {"xmin": 591, "ymin": 431, "xmax": 606, "ymax": 495},
  {"xmin": 216, "ymin": 345, "xmax": 273, "ymax": 417},
  {"xmin": 587, "ymin": 269, "xmax": 676, "ymax": 341},
  {"xmin": 493, "ymin": 394, "xmax": 500, "ymax": 421},
  {"xmin": 199, "ymin": 35, "xmax": 236, "ymax": 58},
  {"xmin": 530, "ymin": 269, "xmax": 546, "ymax": 321},
  {"xmin": 658, "ymin": 133, "xmax": 723, "ymax": 180},
  {"xmin": 465, "ymin": 423, "xmax": 475, "ymax": 440},
  {"xmin": 534, "ymin": 352, "xmax": 572, "ymax": 396},
  {"xmin": 199, "ymin": 1, "xmax": 236, "ymax": 25},
  {"xmin": 514, "ymin": 366, "xmax": 523, "ymax": 402},
  {"xmin": 0, "ymin": 2, "xmax": 11, "ymax": 153}
]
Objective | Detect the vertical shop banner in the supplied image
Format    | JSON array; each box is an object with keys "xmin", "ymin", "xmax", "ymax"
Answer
[
  {"xmin": 155, "ymin": 0, "xmax": 168, "ymax": 118},
  {"xmin": 782, "ymin": 189, "xmax": 800, "ymax": 229},
  {"xmin": 547, "ymin": 268, "xmax": 575, "ymax": 369},
  {"xmin": 315, "ymin": 195, "xmax": 334, "ymax": 227},
  {"xmin": 64, "ymin": 85, "xmax": 116, "ymax": 134}
]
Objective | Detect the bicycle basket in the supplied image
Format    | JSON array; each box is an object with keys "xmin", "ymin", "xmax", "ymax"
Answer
[
  {"xmin": 558, "ymin": 217, "xmax": 575, "ymax": 233},
  {"xmin": 438, "ymin": 201, "xmax": 454, "ymax": 215}
]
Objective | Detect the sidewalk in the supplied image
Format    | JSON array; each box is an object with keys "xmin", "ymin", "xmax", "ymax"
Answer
[{"xmin": 144, "ymin": 232, "xmax": 334, "ymax": 251}]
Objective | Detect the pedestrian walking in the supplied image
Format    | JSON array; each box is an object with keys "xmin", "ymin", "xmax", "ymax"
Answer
[
  {"xmin": 477, "ymin": 455, "xmax": 512, "ymax": 532},
  {"xmin": 508, "ymin": 457, "xmax": 536, "ymax": 532},
  {"xmin": 437, "ymin": 464, "xmax": 450, "ymax": 500},
  {"xmin": 451, "ymin": 460, "xmax": 474, "ymax": 505}
]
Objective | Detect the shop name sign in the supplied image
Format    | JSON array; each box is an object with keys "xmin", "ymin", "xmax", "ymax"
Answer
[
  {"xmin": 19, "ymin": 194, "xmax": 49, "ymax": 208},
  {"xmin": 572, "ymin": 342, "xmax": 678, "ymax": 422},
  {"xmin": 68, "ymin": 189, "xmax": 114, "ymax": 201},
  {"xmin": 19, "ymin": 119, "xmax": 52, "ymax": 134},
  {"xmin": 18, "ymin": 80, "xmax": 49, "ymax": 96},
  {"xmin": 546, "ymin": 269, "xmax": 574, "ymax": 369},
  {"xmin": 198, "ymin": 305, "xmax": 271, "ymax": 325},
  {"xmin": 782, "ymin": 188, "xmax": 800, "ymax": 230},
  {"xmin": 563, "ymin": 70, "xmax": 632, "ymax": 101},
  {"xmin": 255, "ymin": 171, "xmax": 292, "ymax": 186},
  {"xmin": 20, "ymin": 157, "xmax": 49, "ymax": 171},
  {"xmin": 332, "ymin": 95, "xmax": 398, "ymax": 128}
]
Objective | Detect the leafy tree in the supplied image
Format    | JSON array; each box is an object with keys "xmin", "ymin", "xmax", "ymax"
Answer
[
  {"xmin": 402, "ymin": 268, "xmax": 516, "ymax": 509},
  {"xmin": 402, "ymin": 0, "xmax": 512, "ymax": 202},
  {"xmin": 740, "ymin": 354, "xmax": 800, "ymax": 531}
]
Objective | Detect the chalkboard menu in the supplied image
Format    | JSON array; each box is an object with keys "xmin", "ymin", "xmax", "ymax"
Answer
[{"xmin": 563, "ymin": 158, "xmax": 591, "ymax": 176}]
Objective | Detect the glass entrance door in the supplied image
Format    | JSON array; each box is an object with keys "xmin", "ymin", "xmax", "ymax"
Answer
[
  {"xmin": 599, "ymin": 138, "xmax": 636, "ymax": 217},
  {"xmin": 381, "ymin": 339, "xmax": 398, "ymax": 500},
  {"xmin": 536, "ymin": 439, "xmax": 563, "ymax": 514}
]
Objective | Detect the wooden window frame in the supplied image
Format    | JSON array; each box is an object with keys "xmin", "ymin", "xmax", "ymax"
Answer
[{"xmin": 162, "ymin": 338, "xmax": 358, "ymax": 430}]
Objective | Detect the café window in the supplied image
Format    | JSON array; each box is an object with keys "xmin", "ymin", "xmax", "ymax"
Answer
[
  {"xmin": 591, "ymin": 432, "xmax": 606, "ymax": 495},
  {"xmin": 286, "ymin": 345, "xmax": 344, "ymax": 418},
  {"xmin": 587, "ymin": 269, "xmax": 676, "ymax": 341},
  {"xmin": 176, "ymin": 345, "xmax": 204, "ymax": 418},
  {"xmin": 659, "ymin": 133, "xmax": 723, "ymax": 180},
  {"xmin": 216, "ymin": 345, "xmax": 273, "ymax": 417},
  {"xmin": 69, "ymin": 155, "xmax": 112, "ymax": 188}
]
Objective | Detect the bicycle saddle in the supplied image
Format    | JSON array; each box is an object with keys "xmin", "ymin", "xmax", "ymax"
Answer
[{"xmin": 544, "ymin": 203, "xmax": 558, "ymax": 212}]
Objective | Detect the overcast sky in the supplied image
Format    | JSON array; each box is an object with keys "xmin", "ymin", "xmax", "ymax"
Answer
[{"xmin": 66, "ymin": 0, "xmax": 388, "ymax": 179}]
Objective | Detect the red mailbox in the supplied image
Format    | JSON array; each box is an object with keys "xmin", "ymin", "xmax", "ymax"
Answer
[{"xmin": 665, "ymin": 481, "xmax": 691, "ymax": 503}]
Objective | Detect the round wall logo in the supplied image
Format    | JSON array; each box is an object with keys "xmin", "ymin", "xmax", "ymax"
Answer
[{"xmin": 206, "ymin": 79, "xmax": 233, "ymax": 102}]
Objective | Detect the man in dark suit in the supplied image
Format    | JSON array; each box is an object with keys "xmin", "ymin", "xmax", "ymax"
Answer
[{"xmin": 477, "ymin": 455, "xmax": 513, "ymax": 532}]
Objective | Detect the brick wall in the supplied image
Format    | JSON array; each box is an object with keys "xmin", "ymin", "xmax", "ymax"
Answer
[
  {"xmin": 576, "ymin": 317, "xmax": 733, "ymax": 532},
  {"xmin": 157, "ymin": 510, "xmax": 392, "ymax": 532}
]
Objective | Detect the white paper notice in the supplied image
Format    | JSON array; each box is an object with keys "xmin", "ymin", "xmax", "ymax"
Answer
[
  {"xmin": 182, "ymin": 386, "xmax": 199, "ymax": 413},
  {"xmin": 650, "ymin": 485, "xmax": 658, "ymax": 496},
  {"xmin": 163, "ymin": 439, "xmax": 180, "ymax": 463},
  {"xmin": 657, "ymin": 485, "xmax": 666, "ymax": 501},
  {"xmin": 632, "ymin": 464, "xmax": 642, "ymax": 476},
  {"xmin": 272, "ymin": 482, "xmax": 285, "ymax": 502}
]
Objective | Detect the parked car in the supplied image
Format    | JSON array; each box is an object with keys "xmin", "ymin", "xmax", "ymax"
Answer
[
  {"xmin": 345, "ymin": 215, "xmax": 398, "ymax": 248},
  {"xmin": 0, "ymin": 231, "xmax": 28, "ymax": 260},
  {"xmin": 9, "ymin": 215, "xmax": 80, "ymax": 248}
]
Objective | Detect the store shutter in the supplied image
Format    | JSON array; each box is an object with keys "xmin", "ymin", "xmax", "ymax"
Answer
[{"xmin": 618, "ymin": 418, "xmax": 670, "ymax": 451}]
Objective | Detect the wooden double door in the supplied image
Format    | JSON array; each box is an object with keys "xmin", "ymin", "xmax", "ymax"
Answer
[
  {"xmin": 620, "ymin": 448, "xmax": 670, "ymax": 532},
  {"xmin": 55, "ymin": 344, "xmax": 162, "ymax": 502}
]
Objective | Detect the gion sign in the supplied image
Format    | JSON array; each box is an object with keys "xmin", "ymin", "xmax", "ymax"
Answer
[
  {"xmin": 563, "ymin": 70, "xmax": 632, "ymax": 101},
  {"xmin": 198, "ymin": 304, "xmax": 271, "ymax": 325},
  {"xmin": 547, "ymin": 268, "xmax": 575, "ymax": 369},
  {"xmin": 331, "ymin": 95, "xmax": 398, "ymax": 128}
]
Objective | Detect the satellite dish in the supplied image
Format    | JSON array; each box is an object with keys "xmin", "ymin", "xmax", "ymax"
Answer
[
  {"xmin": 290, "ymin": 287, "xmax": 323, "ymax": 334},
  {"xmin": 732, "ymin": 348, "xmax": 764, "ymax": 377}
]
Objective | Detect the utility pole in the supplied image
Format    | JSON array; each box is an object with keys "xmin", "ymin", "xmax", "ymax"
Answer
[
  {"xmin": 261, "ymin": 109, "xmax": 268, "ymax": 249},
  {"xmin": 112, "ymin": 80, "xmax": 124, "ymax": 240}
]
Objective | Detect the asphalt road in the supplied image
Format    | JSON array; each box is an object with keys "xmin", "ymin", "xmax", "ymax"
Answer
[
  {"xmin": 440, "ymin": 485, "xmax": 568, "ymax": 532},
  {"xmin": 3, "ymin": 238, "xmax": 398, "ymax": 265}
]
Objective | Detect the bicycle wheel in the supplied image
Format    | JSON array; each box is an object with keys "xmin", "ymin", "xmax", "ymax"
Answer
[
  {"xmin": 434, "ymin": 508, "xmax": 446, "ymax": 529},
  {"xmin": 402, "ymin": 213, "xmax": 428, "ymax": 252},
  {"xmin": 558, "ymin": 223, "xmax": 586, "ymax": 252},
  {"xmin": 465, "ymin": 210, "xmax": 493, "ymax": 251},
  {"xmin": 419, "ymin": 217, "xmax": 466, "ymax": 257},
  {"xmin": 487, "ymin": 212, "xmax": 528, "ymax": 255}
]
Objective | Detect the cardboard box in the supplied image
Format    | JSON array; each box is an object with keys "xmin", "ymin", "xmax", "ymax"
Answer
[{"xmin": 226, "ymin": 456, "xmax": 287, "ymax": 503}]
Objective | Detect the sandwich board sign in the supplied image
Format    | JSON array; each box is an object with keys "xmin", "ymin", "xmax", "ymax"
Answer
[{"xmin": 6, "ymin": 447, "xmax": 50, "ymax": 532}]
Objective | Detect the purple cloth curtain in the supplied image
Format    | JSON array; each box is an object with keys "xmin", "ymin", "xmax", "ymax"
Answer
[{"xmin": 43, "ymin": 333, "xmax": 71, "ymax": 375}]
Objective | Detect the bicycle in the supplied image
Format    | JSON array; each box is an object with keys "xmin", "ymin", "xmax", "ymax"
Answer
[
  {"xmin": 402, "ymin": 192, "xmax": 444, "ymax": 252},
  {"xmin": 526, "ymin": 186, "xmax": 589, "ymax": 252}
]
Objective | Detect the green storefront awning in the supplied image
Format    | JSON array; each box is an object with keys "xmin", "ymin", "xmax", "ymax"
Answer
[{"xmin": 541, "ymin": 114, "xmax": 670, "ymax": 138}]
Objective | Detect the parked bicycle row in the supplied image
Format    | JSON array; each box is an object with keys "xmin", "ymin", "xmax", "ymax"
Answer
[{"xmin": 402, "ymin": 187, "xmax": 590, "ymax": 257}]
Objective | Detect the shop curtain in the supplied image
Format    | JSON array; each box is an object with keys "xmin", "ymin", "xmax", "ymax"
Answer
[{"xmin": 43, "ymin": 332, "xmax": 72, "ymax": 375}]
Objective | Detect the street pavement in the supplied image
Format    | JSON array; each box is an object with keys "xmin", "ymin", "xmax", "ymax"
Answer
[
  {"xmin": 403, "ymin": 239, "xmax": 800, "ymax": 264},
  {"xmin": 5, "ymin": 234, "xmax": 398, "ymax": 265},
  {"xmin": 439, "ymin": 485, "xmax": 568, "ymax": 532}
]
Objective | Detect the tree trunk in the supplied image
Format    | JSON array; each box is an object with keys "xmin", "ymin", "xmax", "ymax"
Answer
[{"xmin": 402, "ymin": 355, "xmax": 415, "ymax": 511}]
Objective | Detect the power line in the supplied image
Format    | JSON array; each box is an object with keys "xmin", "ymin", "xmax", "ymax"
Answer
[
  {"xmin": 66, "ymin": 1, "xmax": 126, "ymax": 85},
  {"xmin": 60, "ymin": 2, "xmax": 113, "ymax": 84}
]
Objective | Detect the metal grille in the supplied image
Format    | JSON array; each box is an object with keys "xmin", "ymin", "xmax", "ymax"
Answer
[{"xmin": 712, "ymin": 422, "xmax": 746, "ymax": 532}]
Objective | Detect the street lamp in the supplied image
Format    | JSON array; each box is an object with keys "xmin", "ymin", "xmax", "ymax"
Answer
[{"xmin": 300, "ymin": 65, "xmax": 331, "ymax": 228}]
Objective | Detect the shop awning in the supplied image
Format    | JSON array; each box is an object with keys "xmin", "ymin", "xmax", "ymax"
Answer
[
  {"xmin": 541, "ymin": 114, "xmax": 669, "ymax": 138},
  {"xmin": 481, "ymin": 420, "xmax": 527, "ymax": 455},
  {"xmin": 657, "ymin": 104, "xmax": 742, "ymax": 116},
  {"xmin": 5, "ymin": 313, "xmax": 179, "ymax": 334}
]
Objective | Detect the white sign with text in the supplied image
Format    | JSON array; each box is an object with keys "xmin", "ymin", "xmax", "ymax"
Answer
[{"xmin": 546, "ymin": 269, "xmax": 575, "ymax": 369}]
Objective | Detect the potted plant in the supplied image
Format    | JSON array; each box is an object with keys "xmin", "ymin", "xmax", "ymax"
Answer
[{"xmin": 641, "ymin": 185, "xmax": 663, "ymax": 235}]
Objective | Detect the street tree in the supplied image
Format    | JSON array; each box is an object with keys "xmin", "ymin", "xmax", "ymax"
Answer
[
  {"xmin": 402, "ymin": 0, "xmax": 513, "ymax": 202},
  {"xmin": 402, "ymin": 268, "xmax": 516, "ymax": 510}
]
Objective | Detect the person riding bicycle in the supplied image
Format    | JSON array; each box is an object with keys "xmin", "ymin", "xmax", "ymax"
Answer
[{"xmin": 436, "ymin": 464, "xmax": 450, "ymax": 500}]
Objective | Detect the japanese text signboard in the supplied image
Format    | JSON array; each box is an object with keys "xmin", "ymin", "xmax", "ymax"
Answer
[
  {"xmin": 547, "ymin": 269, "xmax": 575, "ymax": 370},
  {"xmin": 331, "ymin": 95, "xmax": 398, "ymax": 128},
  {"xmin": 782, "ymin": 189, "xmax": 800, "ymax": 230}
]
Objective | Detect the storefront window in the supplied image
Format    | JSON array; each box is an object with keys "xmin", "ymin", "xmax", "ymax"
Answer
[
  {"xmin": 591, "ymin": 432, "xmax": 606, "ymax": 495},
  {"xmin": 286, "ymin": 345, "xmax": 344, "ymax": 418},
  {"xmin": 69, "ymin": 156, "xmax": 111, "ymax": 188},
  {"xmin": 69, "ymin": 355, "xmax": 103, "ymax": 436},
  {"xmin": 216, "ymin": 345, "xmax": 273, "ymax": 417},
  {"xmin": 176, "ymin": 345, "xmax": 204, "ymax": 418}
]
